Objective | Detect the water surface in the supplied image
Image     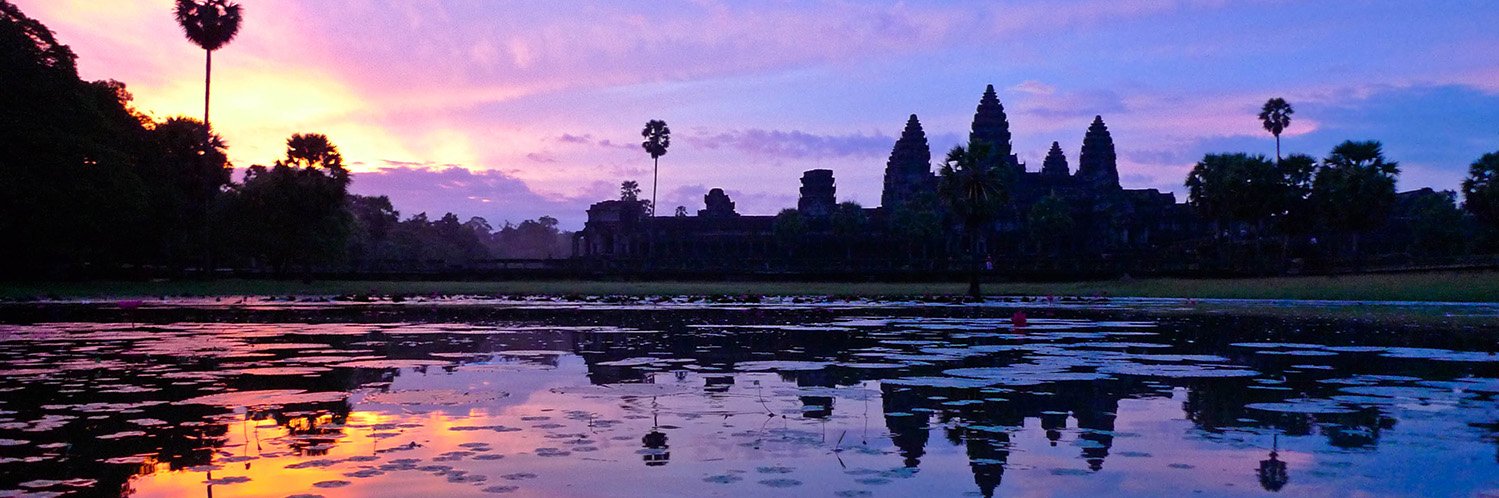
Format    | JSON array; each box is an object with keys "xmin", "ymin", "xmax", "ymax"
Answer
[{"xmin": 0, "ymin": 300, "xmax": 1495, "ymax": 497}]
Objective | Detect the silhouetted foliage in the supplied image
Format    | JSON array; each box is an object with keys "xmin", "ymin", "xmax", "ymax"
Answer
[
  {"xmin": 887, "ymin": 192, "xmax": 941, "ymax": 260},
  {"xmin": 938, "ymin": 141, "xmax": 1011, "ymax": 297},
  {"xmin": 224, "ymin": 134, "xmax": 352, "ymax": 273},
  {"xmin": 1271, "ymin": 153, "xmax": 1318, "ymax": 237},
  {"xmin": 830, "ymin": 201, "xmax": 868, "ymax": 260},
  {"xmin": 385, "ymin": 212, "xmax": 489, "ymax": 267},
  {"xmin": 491, "ymin": 216, "xmax": 570, "ymax": 259},
  {"xmin": 772, "ymin": 208, "xmax": 807, "ymax": 257},
  {"xmin": 1312, "ymin": 140, "xmax": 1399, "ymax": 256},
  {"xmin": 1462, "ymin": 151, "xmax": 1499, "ymax": 236},
  {"xmin": 346, "ymin": 194, "xmax": 399, "ymax": 268},
  {"xmin": 1027, "ymin": 192, "xmax": 1074, "ymax": 257},
  {"xmin": 641, "ymin": 119, "xmax": 670, "ymax": 220},
  {"xmin": 1401, "ymin": 189, "xmax": 1465, "ymax": 256},
  {"xmin": 138, "ymin": 117, "xmax": 231, "ymax": 266},
  {"xmin": 174, "ymin": 0, "xmax": 241, "ymax": 127},
  {"xmin": 620, "ymin": 180, "xmax": 641, "ymax": 202},
  {"xmin": 1259, "ymin": 98, "xmax": 1294, "ymax": 161},
  {"xmin": 0, "ymin": 1, "xmax": 151, "ymax": 275}
]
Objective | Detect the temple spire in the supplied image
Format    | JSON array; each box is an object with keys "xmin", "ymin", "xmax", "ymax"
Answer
[
  {"xmin": 882, "ymin": 114, "xmax": 933, "ymax": 208},
  {"xmin": 969, "ymin": 84, "xmax": 1016, "ymax": 172},
  {"xmin": 1076, "ymin": 115, "xmax": 1119, "ymax": 190},
  {"xmin": 1041, "ymin": 141, "xmax": 1069, "ymax": 177}
]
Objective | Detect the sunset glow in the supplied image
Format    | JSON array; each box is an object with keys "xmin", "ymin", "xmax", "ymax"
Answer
[{"xmin": 16, "ymin": 0, "xmax": 1498, "ymax": 226}]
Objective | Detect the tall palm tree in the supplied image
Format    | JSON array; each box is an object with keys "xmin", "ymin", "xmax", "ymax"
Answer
[
  {"xmin": 640, "ymin": 120, "xmax": 671, "ymax": 217},
  {"xmin": 175, "ymin": 0, "xmax": 242, "ymax": 130},
  {"xmin": 938, "ymin": 141, "xmax": 1009, "ymax": 298},
  {"xmin": 1258, "ymin": 98, "xmax": 1294, "ymax": 162}
]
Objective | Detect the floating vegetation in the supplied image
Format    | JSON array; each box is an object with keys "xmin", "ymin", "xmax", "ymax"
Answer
[
  {"xmin": 0, "ymin": 303, "xmax": 1494, "ymax": 497},
  {"xmin": 182, "ymin": 390, "xmax": 348, "ymax": 407},
  {"xmin": 363, "ymin": 389, "xmax": 509, "ymax": 406}
]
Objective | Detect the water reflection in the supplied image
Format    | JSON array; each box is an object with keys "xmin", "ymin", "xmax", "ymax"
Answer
[{"xmin": 0, "ymin": 306, "xmax": 1494, "ymax": 497}]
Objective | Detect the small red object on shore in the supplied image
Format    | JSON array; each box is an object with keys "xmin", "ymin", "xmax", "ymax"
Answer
[{"xmin": 1011, "ymin": 311, "xmax": 1028, "ymax": 328}]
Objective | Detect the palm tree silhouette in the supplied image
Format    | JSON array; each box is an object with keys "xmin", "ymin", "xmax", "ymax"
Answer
[
  {"xmin": 938, "ymin": 142, "xmax": 1009, "ymax": 298},
  {"xmin": 175, "ymin": 0, "xmax": 242, "ymax": 130},
  {"xmin": 1258, "ymin": 98, "xmax": 1294, "ymax": 162},
  {"xmin": 640, "ymin": 120, "xmax": 671, "ymax": 217}
]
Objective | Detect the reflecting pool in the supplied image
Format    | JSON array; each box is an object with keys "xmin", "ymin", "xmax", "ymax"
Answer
[{"xmin": 0, "ymin": 299, "xmax": 1496, "ymax": 497}]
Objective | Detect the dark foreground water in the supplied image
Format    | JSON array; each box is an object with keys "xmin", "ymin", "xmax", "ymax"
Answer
[{"xmin": 0, "ymin": 298, "xmax": 1496, "ymax": 497}]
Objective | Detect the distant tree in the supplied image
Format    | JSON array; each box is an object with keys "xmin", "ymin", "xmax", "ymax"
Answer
[
  {"xmin": 1404, "ymin": 190, "xmax": 1465, "ymax": 256},
  {"xmin": 830, "ymin": 201, "xmax": 868, "ymax": 261},
  {"xmin": 772, "ymin": 208, "xmax": 807, "ymax": 258},
  {"xmin": 1312, "ymin": 140, "xmax": 1399, "ymax": 257},
  {"xmin": 464, "ymin": 216, "xmax": 493, "ymax": 236},
  {"xmin": 1271, "ymin": 153, "xmax": 1318, "ymax": 231},
  {"xmin": 620, "ymin": 180, "xmax": 641, "ymax": 202},
  {"xmin": 1027, "ymin": 192, "xmax": 1073, "ymax": 257},
  {"xmin": 938, "ymin": 141, "xmax": 1011, "ymax": 298},
  {"xmin": 1186, "ymin": 153, "xmax": 1281, "ymax": 240},
  {"xmin": 227, "ymin": 133, "xmax": 351, "ymax": 274},
  {"xmin": 346, "ymin": 194, "xmax": 399, "ymax": 269},
  {"xmin": 493, "ymin": 216, "xmax": 569, "ymax": 259},
  {"xmin": 640, "ymin": 120, "xmax": 670, "ymax": 220},
  {"xmin": 139, "ymin": 117, "xmax": 231, "ymax": 266},
  {"xmin": 1461, "ymin": 151, "xmax": 1499, "ymax": 235},
  {"xmin": 888, "ymin": 192, "xmax": 941, "ymax": 260},
  {"xmin": 174, "ymin": 0, "xmax": 241, "ymax": 129},
  {"xmin": 1258, "ymin": 98, "xmax": 1294, "ymax": 162},
  {"xmin": 674, "ymin": 205, "xmax": 687, "ymax": 217}
]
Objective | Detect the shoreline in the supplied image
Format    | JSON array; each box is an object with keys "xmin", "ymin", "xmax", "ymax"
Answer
[{"xmin": 2, "ymin": 271, "xmax": 1497, "ymax": 303}]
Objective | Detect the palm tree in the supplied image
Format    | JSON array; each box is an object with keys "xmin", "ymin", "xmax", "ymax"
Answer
[
  {"xmin": 640, "ymin": 120, "xmax": 671, "ymax": 218},
  {"xmin": 619, "ymin": 180, "xmax": 642, "ymax": 202},
  {"xmin": 1258, "ymin": 98, "xmax": 1294, "ymax": 162},
  {"xmin": 1461, "ymin": 151, "xmax": 1499, "ymax": 234},
  {"xmin": 175, "ymin": 0, "xmax": 242, "ymax": 130},
  {"xmin": 938, "ymin": 142, "xmax": 1010, "ymax": 298},
  {"xmin": 1312, "ymin": 140, "xmax": 1399, "ymax": 257}
]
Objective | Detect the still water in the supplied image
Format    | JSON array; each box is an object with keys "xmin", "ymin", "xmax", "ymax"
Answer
[{"xmin": 0, "ymin": 298, "xmax": 1496, "ymax": 497}]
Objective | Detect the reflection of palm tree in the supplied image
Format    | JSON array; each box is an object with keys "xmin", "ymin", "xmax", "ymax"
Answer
[
  {"xmin": 1258, "ymin": 434, "xmax": 1289, "ymax": 492},
  {"xmin": 174, "ymin": 0, "xmax": 243, "ymax": 130},
  {"xmin": 642, "ymin": 396, "xmax": 670, "ymax": 466}
]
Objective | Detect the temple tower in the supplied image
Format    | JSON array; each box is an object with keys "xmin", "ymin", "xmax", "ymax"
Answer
[
  {"xmin": 881, "ymin": 114, "xmax": 934, "ymax": 209},
  {"xmin": 698, "ymin": 188, "xmax": 737, "ymax": 217},
  {"xmin": 1076, "ymin": 116, "xmax": 1120, "ymax": 191},
  {"xmin": 1041, "ymin": 141, "xmax": 1070, "ymax": 178},
  {"xmin": 969, "ymin": 84, "xmax": 1020, "ymax": 174},
  {"xmin": 798, "ymin": 169, "xmax": 836, "ymax": 218}
]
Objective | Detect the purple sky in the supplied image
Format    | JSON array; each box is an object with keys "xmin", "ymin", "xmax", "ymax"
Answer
[{"xmin": 20, "ymin": 0, "xmax": 1499, "ymax": 228}]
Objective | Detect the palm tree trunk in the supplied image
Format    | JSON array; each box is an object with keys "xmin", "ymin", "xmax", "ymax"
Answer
[
  {"xmin": 203, "ymin": 48, "xmax": 214, "ymax": 276},
  {"xmin": 649, "ymin": 156, "xmax": 658, "ymax": 260},
  {"xmin": 204, "ymin": 49, "xmax": 212, "ymax": 128},
  {"xmin": 967, "ymin": 228, "xmax": 983, "ymax": 299},
  {"xmin": 1274, "ymin": 134, "xmax": 1281, "ymax": 163}
]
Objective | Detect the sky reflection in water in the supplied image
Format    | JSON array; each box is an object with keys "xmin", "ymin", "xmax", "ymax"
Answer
[{"xmin": 0, "ymin": 305, "xmax": 1496, "ymax": 497}]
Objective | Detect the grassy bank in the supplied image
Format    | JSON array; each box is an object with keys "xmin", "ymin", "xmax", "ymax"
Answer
[{"xmin": 2, "ymin": 271, "xmax": 1496, "ymax": 302}]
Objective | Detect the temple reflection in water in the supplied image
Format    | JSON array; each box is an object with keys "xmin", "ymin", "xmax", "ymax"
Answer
[{"xmin": 0, "ymin": 304, "xmax": 1494, "ymax": 497}]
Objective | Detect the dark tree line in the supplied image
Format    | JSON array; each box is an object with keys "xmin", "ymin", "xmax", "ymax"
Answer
[
  {"xmin": 1184, "ymin": 98, "xmax": 1499, "ymax": 270},
  {"xmin": 0, "ymin": 1, "xmax": 568, "ymax": 278}
]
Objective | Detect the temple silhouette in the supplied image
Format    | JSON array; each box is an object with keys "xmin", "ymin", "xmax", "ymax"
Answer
[{"xmin": 574, "ymin": 84, "xmax": 1196, "ymax": 272}]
